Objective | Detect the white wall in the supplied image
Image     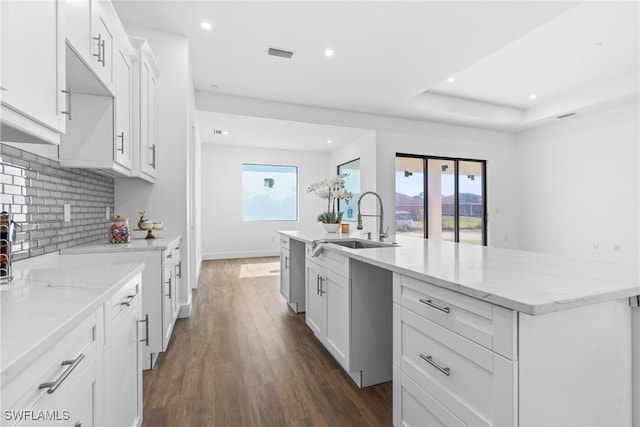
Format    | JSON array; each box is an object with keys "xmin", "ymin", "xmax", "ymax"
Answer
[
  {"xmin": 114, "ymin": 26, "xmax": 193, "ymax": 313},
  {"xmin": 515, "ymin": 102, "xmax": 639, "ymax": 263},
  {"xmin": 196, "ymin": 92, "xmax": 519, "ymax": 248},
  {"xmin": 202, "ymin": 144, "xmax": 330, "ymax": 259}
]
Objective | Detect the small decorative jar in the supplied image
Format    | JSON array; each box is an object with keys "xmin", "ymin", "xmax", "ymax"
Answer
[{"xmin": 109, "ymin": 215, "xmax": 130, "ymax": 244}]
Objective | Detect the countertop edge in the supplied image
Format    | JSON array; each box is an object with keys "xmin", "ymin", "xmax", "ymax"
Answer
[{"xmin": 279, "ymin": 231, "xmax": 640, "ymax": 316}]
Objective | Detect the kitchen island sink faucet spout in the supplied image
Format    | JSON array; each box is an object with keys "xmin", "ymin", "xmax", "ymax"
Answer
[{"xmin": 356, "ymin": 191, "xmax": 388, "ymax": 241}]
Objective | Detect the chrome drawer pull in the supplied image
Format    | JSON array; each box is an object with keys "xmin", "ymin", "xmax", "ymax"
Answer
[
  {"xmin": 284, "ymin": 256, "xmax": 289, "ymax": 269},
  {"xmin": 39, "ymin": 353, "xmax": 86, "ymax": 394},
  {"xmin": 419, "ymin": 298, "xmax": 450, "ymax": 313},
  {"xmin": 139, "ymin": 314, "xmax": 150, "ymax": 346},
  {"xmin": 121, "ymin": 294, "xmax": 137, "ymax": 306},
  {"xmin": 419, "ymin": 353, "xmax": 451, "ymax": 376}
]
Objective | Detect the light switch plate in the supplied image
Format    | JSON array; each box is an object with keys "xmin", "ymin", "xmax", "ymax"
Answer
[{"xmin": 64, "ymin": 204, "xmax": 71, "ymax": 222}]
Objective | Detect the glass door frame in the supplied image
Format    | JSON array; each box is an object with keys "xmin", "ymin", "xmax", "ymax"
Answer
[{"xmin": 396, "ymin": 153, "xmax": 488, "ymax": 246}]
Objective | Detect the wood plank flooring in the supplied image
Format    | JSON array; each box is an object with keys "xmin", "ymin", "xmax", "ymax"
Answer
[{"xmin": 142, "ymin": 257, "xmax": 393, "ymax": 426}]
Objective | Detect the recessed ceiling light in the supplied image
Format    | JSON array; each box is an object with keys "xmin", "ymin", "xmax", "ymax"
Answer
[
  {"xmin": 447, "ymin": 76, "xmax": 455, "ymax": 83},
  {"xmin": 327, "ymin": 140, "xmax": 333, "ymax": 144},
  {"xmin": 324, "ymin": 49, "xmax": 335, "ymax": 57},
  {"xmin": 529, "ymin": 94, "xmax": 537, "ymax": 100},
  {"xmin": 201, "ymin": 21, "xmax": 212, "ymax": 30},
  {"xmin": 222, "ymin": 131, "xmax": 229, "ymax": 135}
]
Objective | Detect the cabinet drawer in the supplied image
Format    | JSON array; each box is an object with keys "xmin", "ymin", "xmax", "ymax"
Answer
[
  {"xmin": 394, "ymin": 273, "xmax": 516, "ymax": 359},
  {"xmin": 393, "ymin": 367, "xmax": 465, "ymax": 427},
  {"xmin": 311, "ymin": 247, "xmax": 348, "ymax": 278},
  {"xmin": 162, "ymin": 241, "xmax": 181, "ymax": 269},
  {"xmin": 108, "ymin": 274, "xmax": 142, "ymax": 335},
  {"xmin": 397, "ymin": 306, "xmax": 517, "ymax": 427},
  {"xmin": 279, "ymin": 236, "xmax": 290, "ymax": 250},
  {"xmin": 2, "ymin": 312, "xmax": 98, "ymax": 417}
]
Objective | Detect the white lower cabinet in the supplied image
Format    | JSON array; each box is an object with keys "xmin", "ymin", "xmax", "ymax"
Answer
[
  {"xmin": 304, "ymin": 248, "xmax": 393, "ymax": 387},
  {"xmin": 61, "ymin": 236, "xmax": 182, "ymax": 370},
  {"xmin": 1, "ymin": 272, "xmax": 143, "ymax": 427},
  {"xmin": 104, "ymin": 277, "xmax": 142, "ymax": 427},
  {"xmin": 393, "ymin": 272, "xmax": 634, "ymax": 426},
  {"xmin": 305, "ymin": 255, "xmax": 350, "ymax": 370}
]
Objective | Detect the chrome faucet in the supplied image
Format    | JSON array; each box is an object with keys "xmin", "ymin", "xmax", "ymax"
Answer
[{"xmin": 357, "ymin": 191, "xmax": 388, "ymax": 241}]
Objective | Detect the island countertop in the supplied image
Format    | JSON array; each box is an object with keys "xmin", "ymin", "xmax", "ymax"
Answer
[
  {"xmin": 280, "ymin": 230, "xmax": 640, "ymax": 315},
  {"xmin": 0, "ymin": 263, "xmax": 145, "ymax": 386}
]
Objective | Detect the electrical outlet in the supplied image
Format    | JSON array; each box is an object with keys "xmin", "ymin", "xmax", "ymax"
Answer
[
  {"xmin": 106, "ymin": 206, "xmax": 110, "ymax": 220},
  {"xmin": 64, "ymin": 204, "xmax": 71, "ymax": 222}
]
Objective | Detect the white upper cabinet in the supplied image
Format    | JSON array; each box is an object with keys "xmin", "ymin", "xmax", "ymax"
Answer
[
  {"xmin": 129, "ymin": 37, "xmax": 160, "ymax": 183},
  {"xmin": 65, "ymin": 0, "xmax": 115, "ymax": 95},
  {"xmin": 115, "ymin": 46, "xmax": 133, "ymax": 170},
  {"xmin": 0, "ymin": 0, "xmax": 67, "ymax": 144},
  {"xmin": 60, "ymin": 0, "xmax": 137, "ymax": 177}
]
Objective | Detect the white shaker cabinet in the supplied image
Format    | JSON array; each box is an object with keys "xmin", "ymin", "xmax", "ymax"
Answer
[
  {"xmin": 392, "ymin": 272, "xmax": 633, "ymax": 426},
  {"xmin": 279, "ymin": 235, "xmax": 305, "ymax": 312},
  {"xmin": 129, "ymin": 37, "xmax": 160, "ymax": 183},
  {"xmin": 104, "ymin": 276, "xmax": 142, "ymax": 427},
  {"xmin": 114, "ymin": 44, "xmax": 133, "ymax": 170},
  {"xmin": 0, "ymin": 0, "xmax": 67, "ymax": 144},
  {"xmin": 65, "ymin": 0, "xmax": 117, "ymax": 95},
  {"xmin": 61, "ymin": 236, "xmax": 183, "ymax": 371}
]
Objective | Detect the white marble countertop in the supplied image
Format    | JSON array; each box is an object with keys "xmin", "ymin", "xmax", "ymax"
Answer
[
  {"xmin": 0, "ymin": 263, "xmax": 145, "ymax": 386},
  {"xmin": 60, "ymin": 234, "xmax": 181, "ymax": 255},
  {"xmin": 280, "ymin": 230, "xmax": 640, "ymax": 315}
]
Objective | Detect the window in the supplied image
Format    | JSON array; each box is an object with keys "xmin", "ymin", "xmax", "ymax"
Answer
[
  {"xmin": 395, "ymin": 154, "xmax": 486, "ymax": 245},
  {"xmin": 242, "ymin": 164, "xmax": 298, "ymax": 221},
  {"xmin": 337, "ymin": 158, "xmax": 360, "ymax": 222}
]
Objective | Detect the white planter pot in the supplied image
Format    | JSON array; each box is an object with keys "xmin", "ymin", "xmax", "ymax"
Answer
[{"xmin": 321, "ymin": 223, "xmax": 341, "ymax": 233}]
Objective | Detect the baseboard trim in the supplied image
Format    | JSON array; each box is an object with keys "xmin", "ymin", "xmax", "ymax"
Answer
[{"xmin": 203, "ymin": 250, "xmax": 280, "ymax": 260}]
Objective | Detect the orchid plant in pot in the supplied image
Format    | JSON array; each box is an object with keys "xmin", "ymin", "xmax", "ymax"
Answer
[{"xmin": 307, "ymin": 174, "xmax": 352, "ymax": 232}]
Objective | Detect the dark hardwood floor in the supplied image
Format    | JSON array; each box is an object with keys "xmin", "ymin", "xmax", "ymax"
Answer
[{"xmin": 142, "ymin": 257, "xmax": 393, "ymax": 427}]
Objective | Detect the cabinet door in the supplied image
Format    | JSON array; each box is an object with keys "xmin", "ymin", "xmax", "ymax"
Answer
[
  {"xmin": 105, "ymin": 302, "xmax": 141, "ymax": 427},
  {"xmin": 305, "ymin": 261, "xmax": 324, "ymax": 337},
  {"xmin": 1, "ymin": 0, "xmax": 66, "ymax": 136},
  {"xmin": 140, "ymin": 58, "xmax": 158, "ymax": 177},
  {"xmin": 90, "ymin": 2, "xmax": 114, "ymax": 92},
  {"xmin": 66, "ymin": 0, "xmax": 92, "ymax": 63},
  {"xmin": 67, "ymin": 355, "xmax": 99, "ymax": 427},
  {"xmin": 162, "ymin": 267, "xmax": 175, "ymax": 350},
  {"xmin": 324, "ymin": 269, "xmax": 349, "ymax": 368},
  {"xmin": 115, "ymin": 47, "xmax": 133, "ymax": 169},
  {"xmin": 280, "ymin": 248, "xmax": 290, "ymax": 301}
]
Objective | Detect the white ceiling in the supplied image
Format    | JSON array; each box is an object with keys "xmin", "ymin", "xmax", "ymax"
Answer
[{"xmin": 113, "ymin": 0, "xmax": 639, "ymax": 150}]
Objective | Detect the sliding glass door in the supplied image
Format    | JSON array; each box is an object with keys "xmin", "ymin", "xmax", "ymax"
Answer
[{"xmin": 396, "ymin": 154, "xmax": 486, "ymax": 245}]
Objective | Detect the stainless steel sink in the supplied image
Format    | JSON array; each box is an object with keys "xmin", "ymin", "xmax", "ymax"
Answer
[{"xmin": 326, "ymin": 239, "xmax": 398, "ymax": 249}]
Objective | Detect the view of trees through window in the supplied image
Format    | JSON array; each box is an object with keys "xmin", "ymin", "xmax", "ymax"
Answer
[{"xmin": 395, "ymin": 155, "xmax": 486, "ymax": 245}]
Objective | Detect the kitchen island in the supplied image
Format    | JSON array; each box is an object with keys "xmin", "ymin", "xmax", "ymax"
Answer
[{"xmin": 280, "ymin": 230, "xmax": 640, "ymax": 426}]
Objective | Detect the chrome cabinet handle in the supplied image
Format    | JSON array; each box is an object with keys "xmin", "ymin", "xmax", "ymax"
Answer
[
  {"xmin": 419, "ymin": 298, "xmax": 450, "ymax": 313},
  {"xmin": 419, "ymin": 353, "xmax": 451, "ymax": 376},
  {"xmin": 120, "ymin": 294, "xmax": 137, "ymax": 306},
  {"xmin": 176, "ymin": 262, "xmax": 182, "ymax": 279},
  {"xmin": 167, "ymin": 252, "xmax": 172, "ymax": 259},
  {"xmin": 139, "ymin": 314, "xmax": 149, "ymax": 346},
  {"xmin": 61, "ymin": 88, "xmax": 72, "ymax": 120},
  {"xmin": 165, "ymin": 277, "xmax": 172, "ymax": 298},
  {"xmin": 284, "ymin": 256, "xmax": 289, "ymax": 269},
  {"xmin": 39, "ymin": 353, "xmax": 85, "ymax": 394},
  {"xmin": 93, "ymin": 34, "xmax": 105, "ymax": 65},
  {"xmin": 117, "ymin": 132, "xmax": 125, "ymax": 153},
  {"xmin": 316, "ymin": 274, "xmax": 320, "ymax": 295},
  {"xmin": 319, "ymin": 276, "xmax": 325, "ymax": 296},
  {"xmin": 150, "ymin": 144, "xmax": 156, "ymax": 168}
]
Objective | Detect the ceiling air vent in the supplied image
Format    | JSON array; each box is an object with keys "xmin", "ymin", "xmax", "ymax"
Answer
[
  {"xmin": 556, "ymin": 112, "xmax": 576, "ymax": 119},
  {"xmin": 268, "ymin": 47, "xmax": 294, "ymax": 59}
]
